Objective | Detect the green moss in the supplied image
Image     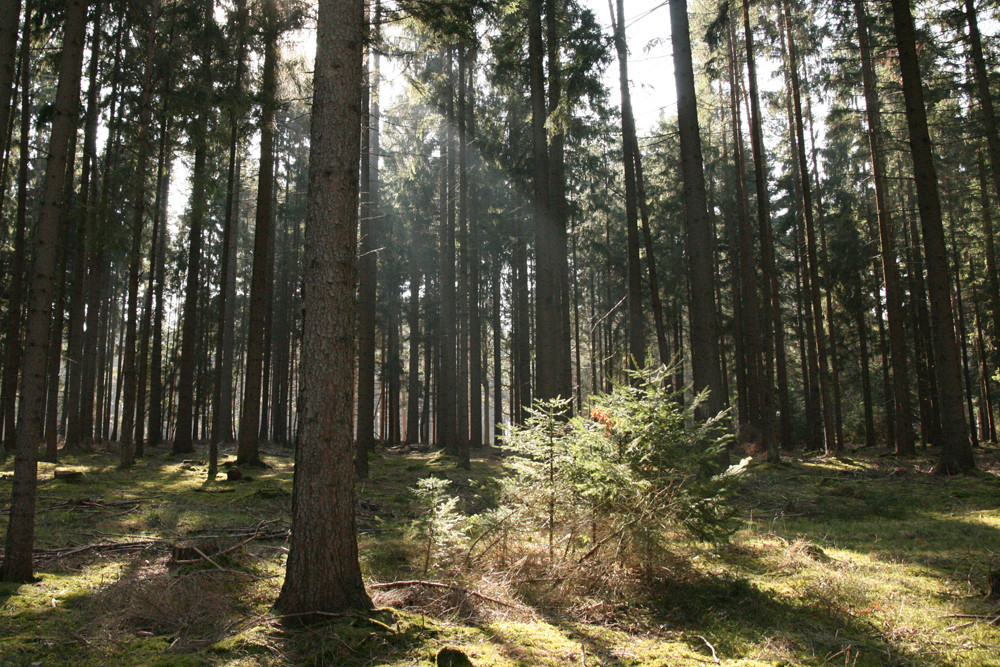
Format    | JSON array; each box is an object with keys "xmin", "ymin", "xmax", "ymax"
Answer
[{"xmin": 2, "ymin": 447, "xmax": 999, "ymax": 666}]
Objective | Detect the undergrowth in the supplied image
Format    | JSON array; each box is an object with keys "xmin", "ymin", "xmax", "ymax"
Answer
[{"xmin": 1, "ymin": 437, "xmax": 999, "ymax": 666}]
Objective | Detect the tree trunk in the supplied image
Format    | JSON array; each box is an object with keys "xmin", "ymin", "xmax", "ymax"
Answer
[
  {"xmin": 173, "ymin": 1, "xmax": 215, "ymax": 454},
  {"xmin": 237, "ymin": 0, "xmax": 277, "ymax": 466},
  {"xmin": 547, "ymin": 0, "xmax": 572, "ymax": 400},
  {"xmin": 209, "ymin": 0, "xmax": 248, "ymax": 477},
  {"xmin": 120, "ymin": 0, "xmax": 159, "ymax": 468},
  {"xmin": 148, "ymin": 158, "xmax": 171, "ymax": 447},
  {"xmin": 609, "ymin": 0, "xmax": 645, "ymax": 373},
  {"xmin": 0, "ymin": 0, "xmax": 21, "ymax": 168},
  {"xmin": 466, "ymin": 48, "xmax": 483, "ymax": 447},
  {"xmin": 669, "ymin": 0, "xmax": 725, "ymax": 426},
  {"xmin": 889, "ymin": 0, "xmax": 974, "ymax": 473},
  {"xmin": 854, "ymin": 0, "xmax": 913, "ymax": 455},
  {"xmin": 275, "ymin": 0, "xmax": 372, "ymax": 615},
  {"xmin": 135, "ymin": 88, "xmax": 172, "ymax": 455},
  {"xmin": 404, "ymin": 237, "xmax": 422, "ymax": 444},
  {"xmin": 355, "ymin": 0, "xmax": 379, "ymax": 476},
  {"xmin": 0, "ymin": 0, "xmax": 32, "ymax": 453},
  {"xmin": 1, "ymin": 0, "xmax": 88, "ymax": 583},
  {"xmin": 781, "ymin": 0, "xmax": 835, "ymax": 453},
  {"xmin": 742, "ymin": 0, "xmax": 788, "ymax": 456}
]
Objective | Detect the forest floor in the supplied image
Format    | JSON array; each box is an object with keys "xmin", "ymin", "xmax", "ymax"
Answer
[{"xmin": 1, "ymin": 441, "xmax": 999, "ymax": 666}]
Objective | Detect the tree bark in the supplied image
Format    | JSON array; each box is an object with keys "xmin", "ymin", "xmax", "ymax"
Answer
[
  {"xmin": 209, "ymin": 0, "xmax": 248, "ymax": 476},
  {"xmin": 355, "ymin": 0, "xmax": 379, "ymax": 475},
  {"xmin": 854, "ymin": 0, "xmax": 914, "ymax": 455},
  {"xmin": 889, "ymin": 0, "xmax": 974, "ymax": 472},
  {"xmin": 0, "ymin": 0, "xmax": 32, "ymax": 453},
  {"xmin": 0, "ymin": 0, "xmax": 22, "ymax": 168},
  {"xmin": 237, "ymin": 0, "xmax": 278, "ymax": 467},
  {"xmin": 669, "ymin": 0, "xmax": 725, "ymax": 426},
  {"xmin": 1, "ymin": 0, "xmax": 88, "ymax": 583},
  {"xmin": 173, "ymin": 0, "xmax": 216, "ymax": 454},
  {"xmin": 741, "ymin": 0, "xmax": 787, "ymax": 457},
  {"xmin": 275, "ymin": 0, "xmax": 372, "ymax": 615},
  {"xmin": 782, "ymin": 0, "xmax": 835, "ymax": 453},
  {"xmin": 120, "ymin": 0, "xmax": 159, "ymax": 468},
  {"xmin": 609, "ymin": 0, "xmax": 645, "ymax": 372}
]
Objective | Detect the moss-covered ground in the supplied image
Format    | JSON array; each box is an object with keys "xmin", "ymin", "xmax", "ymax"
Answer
[{"xmin": 1, "ymin": 443, "xmax": 998, "ymax": 666}]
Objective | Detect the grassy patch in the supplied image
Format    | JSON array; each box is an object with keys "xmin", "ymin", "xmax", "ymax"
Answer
[{"xmin": 1, "ymin": 442, "xmax": 999, "ymax": 665}]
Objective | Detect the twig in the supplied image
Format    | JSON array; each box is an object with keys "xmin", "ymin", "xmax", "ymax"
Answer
[
  {"xmin": 694, "ymin": 635, "xmax": 719, "ymax": 663},
  {"xmin": 191, "ymin": 545, "xmax": 226, "ymax": 571},
  {"xmin": 369, "ymin": 580, "xmax": 517, "ymax": 608}
]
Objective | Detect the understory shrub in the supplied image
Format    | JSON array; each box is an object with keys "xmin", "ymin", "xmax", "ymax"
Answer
[{"xmin": 481, "ymin": 366, "xmax": 747, "ymax": 574}]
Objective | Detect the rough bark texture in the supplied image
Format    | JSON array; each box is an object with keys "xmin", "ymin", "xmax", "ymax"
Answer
[
  {"xmin": 669, "ymin": 0, "xmax": 725, "ymax": 424},
  {"xmin": 0, "ymin": 0, "xmax": 31, "ymax": 453},
  {"xmin": 275, "ymin": 0, "xmax": 372, "ymax": 616},
  {"xmin": 889, "ymin": 0, "xmax": 974, "ymax": 473},
  {"xmin": 2, "ymin": 0, "xmax": 88, "ymax": 583},
  {"xmin": 0, "ymin": 0, "xmax": 21, "ymax": 165}
]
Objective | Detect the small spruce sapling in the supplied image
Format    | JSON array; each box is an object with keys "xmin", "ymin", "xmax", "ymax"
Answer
[{"xmin": 410, "ymin": 477, "xmax": 467, "ymax": 575}]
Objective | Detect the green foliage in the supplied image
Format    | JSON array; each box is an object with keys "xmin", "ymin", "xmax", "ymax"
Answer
[
  {"xmin": 497, "ymin": 366, "xmax": 746, "ymax": 570},
  {"xmin": 409, "ymin": 477, "xmax": 467, "ymax": 575}
]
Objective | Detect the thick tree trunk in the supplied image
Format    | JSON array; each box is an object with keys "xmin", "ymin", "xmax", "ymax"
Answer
[
  {"xmin": 442, "ymin": 47, "xmax": 462, "ymax": 465},
  {"xmin": 135, "ymin": 94, "xmax": 172, "ymax": 455},
  {"xmin": 889, "ymin": 0, "xmax": 974, "ymax": 472},
  {"xmin": 0, "ymin": 0, "xmax": 32, "ymax": 453},
  {"xmin": 457, "ymin": 44, "xmax": 470, "ymax": 451},
  {"xmin": 275, "ymin": 0, "xmax": 372, "ymax": 615},
  {"xmin": 1, "ymin": 0, "xmax": 88, "ymax": 583},
  {"xmin": 669, "ymin": 0, "xmax": 725, "ymax": 427},
  {"xmin": 547, "ymin": 0, "xmax": 572, "ymax": 400},
  {"xmin": 466, "ymin": 49, "xmax": 483, "ymax": 446},
  {"xmin": 148, "ymin": 160, "xmax": 171, "ymax": 447},
  {"xmin": 726, "ymin": 22, "xmax": 765, "ymax": 450},
  {"xmin": 404, "ymin": 243, "xmax": 422, "ymax": 444},
  {"xmin": 609, "ymin": 0, "xmax": 645, "ymax": 372},
  {"xmin": 0, "ymin": 0, "xmax": 21, "ymax": 167}
]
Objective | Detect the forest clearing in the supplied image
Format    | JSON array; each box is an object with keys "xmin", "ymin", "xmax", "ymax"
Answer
[{"xmin": 1, "ymin": 442, "xmax": 999, "ymax": 666}]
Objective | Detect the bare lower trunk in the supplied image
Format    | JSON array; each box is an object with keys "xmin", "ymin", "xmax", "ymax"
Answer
[
  {"xmin": 275, "ymin": 0, "xmax": 372, "ymax": 615},
  {"xmin": 2, "ymin": 0, "xmax": 88, "ymax": 583}
]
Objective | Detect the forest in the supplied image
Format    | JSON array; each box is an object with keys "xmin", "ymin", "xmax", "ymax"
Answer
[{"xmin": 1, "ymin": 0, "xmax": 1000, "ymax": 664}]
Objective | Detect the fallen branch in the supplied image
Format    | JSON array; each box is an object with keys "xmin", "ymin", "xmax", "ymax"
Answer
[{"xmin": 369, "ymin": 580, "xmax": 517, "ymax": 608}]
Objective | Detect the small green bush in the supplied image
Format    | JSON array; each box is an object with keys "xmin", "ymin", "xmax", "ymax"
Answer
[
  {"xmin": 409, "ymin": 476, "xmax": 467, "ymax": 575},
  {"xmin": 496, "ymin": 366, "xmax": 746, "ymax": 570}
]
